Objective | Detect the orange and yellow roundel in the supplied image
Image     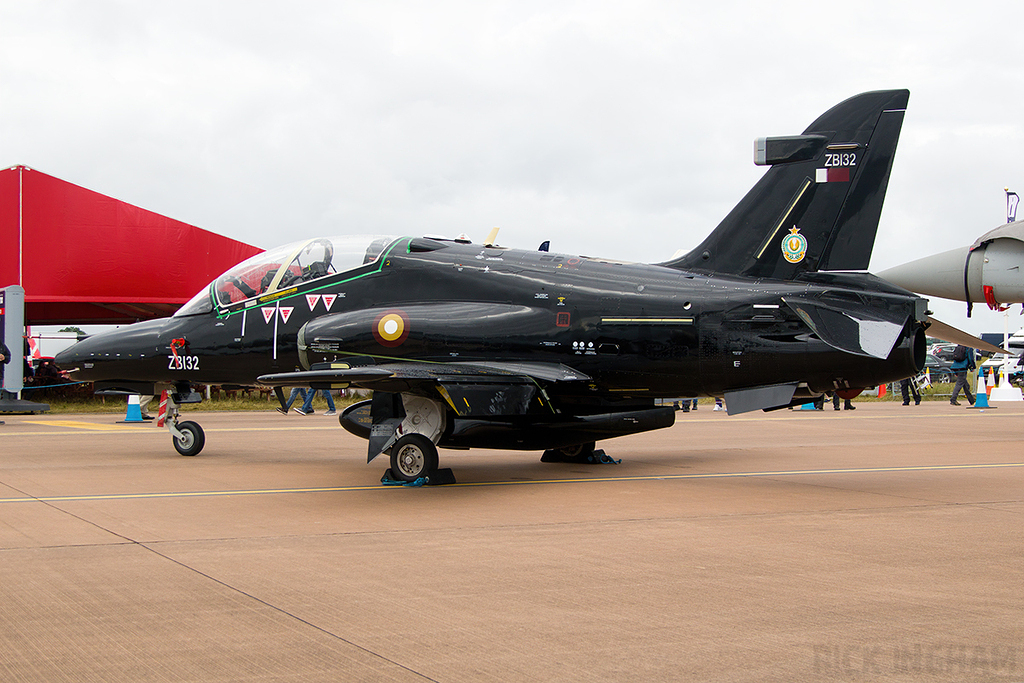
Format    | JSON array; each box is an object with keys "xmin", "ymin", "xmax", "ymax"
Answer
[{"xmin": 373, "ymin": 309, "xmax": 409, "ymax": 347}]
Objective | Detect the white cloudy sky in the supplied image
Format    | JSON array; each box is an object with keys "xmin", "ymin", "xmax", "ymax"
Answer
[{"xmin": 3, "ymin": 0, "xmax": 1023, "ymax": 338}]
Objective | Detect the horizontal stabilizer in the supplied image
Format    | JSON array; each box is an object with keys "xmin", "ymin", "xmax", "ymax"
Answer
[
  {"xmin": 924, "ymin": 317, "xmax": 1009, "ymax": 356},
  {"xmin": 783, "ymin": 296, "xmax": 908, "ymax": 359},
  {"xmin": 724, "ymin": 383, "xmax": 797, "ymax": 415}
]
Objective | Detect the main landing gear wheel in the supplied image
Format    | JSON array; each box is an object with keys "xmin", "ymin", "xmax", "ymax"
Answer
[
  {"xmin": 540, "ymin": 441, "xmax": 596, "ymax": 463},
  {"xmin": 390, "ymin": 434, "xmax": 439, "ymax": 482},
  {"xmin": 173, "ymin": 420, "xmax": 206, "ymax": 457}
]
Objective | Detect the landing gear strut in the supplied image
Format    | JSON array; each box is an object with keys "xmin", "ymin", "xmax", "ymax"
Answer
[
  {"xmin": 163, "ymin": 388, "xmax": 206, "ymax": 457},
  {"xmin": 375, "ymin": 394, "xmax": 456, "ymax": 485}
]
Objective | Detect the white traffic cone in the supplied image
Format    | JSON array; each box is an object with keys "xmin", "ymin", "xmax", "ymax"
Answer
[
  {"xmin": 970, "ymin": 372, "xmax": 990, "ymax": 409},
  {"xmin": 118, "ymin": 394, "xmax": 146, "ymax": 423}
]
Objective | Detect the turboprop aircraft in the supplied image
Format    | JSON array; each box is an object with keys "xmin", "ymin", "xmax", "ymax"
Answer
[{"xmin": 59, "ymin": 89, "xmax": 980, "ymax": 482}]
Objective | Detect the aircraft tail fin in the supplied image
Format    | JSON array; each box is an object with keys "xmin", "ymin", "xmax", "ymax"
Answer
[{"xmin": 664, "ymin": 90, "xmax": 908, "ymax": 278}]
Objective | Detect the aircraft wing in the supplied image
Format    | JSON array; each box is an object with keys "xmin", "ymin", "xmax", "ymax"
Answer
[{"xmin": 258, "ymin": 361, "xmax": 590, "ymax": 417}]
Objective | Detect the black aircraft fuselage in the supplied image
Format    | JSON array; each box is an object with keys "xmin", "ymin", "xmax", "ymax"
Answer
[
  {"xmin": 66, "ymin": 240, "xmax": 924, "ymax": 393},
  {"xmin": 57, "ymin": 89, "xmax": 933, "ymax": 480}
]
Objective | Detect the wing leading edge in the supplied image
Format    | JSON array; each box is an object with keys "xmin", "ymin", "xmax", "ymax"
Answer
[{"xmin": 258, "ymin": 361, "xmax": 590, "ymax": 417}]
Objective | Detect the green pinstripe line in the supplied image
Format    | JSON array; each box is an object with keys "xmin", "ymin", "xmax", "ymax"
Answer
[{"xmin": 214, "ymin": 237, "xmax": 411, "ymax": 319}]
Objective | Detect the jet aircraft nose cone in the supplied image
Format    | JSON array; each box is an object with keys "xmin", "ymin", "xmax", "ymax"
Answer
[
  {"xmin": 878, "ymin": 247, "xmax": 971, "ymax": 301},
  {"xmin": 54, "ymin": 344, "xmax": 81, "ymax": 367},
  {"xmin": 54, "ymin": 318, "xmax": 171, "ymax": 382}
]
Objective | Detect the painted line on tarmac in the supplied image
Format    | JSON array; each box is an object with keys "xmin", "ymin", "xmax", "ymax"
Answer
[
  {"xmin": 20, "ymin": 420, "xmax": 152, "ymax": 432},
  {"xmin": 2, "ymin": 461, "xmax": 1023, "ymax": 504},
  {"xmin": 683, "ymin": 410, "xmax": 1022, "ymax": 423},
  {"xmin": 6, "ymin": 422, "xmax": 337, "ymax": 435},
  {"xmin": 6, "ymin": 406, "xmax": 1019, "ymax": 435},
  {"xmin": 455, "ymin": 461, "xmax": 1024, "ymax": 488}
]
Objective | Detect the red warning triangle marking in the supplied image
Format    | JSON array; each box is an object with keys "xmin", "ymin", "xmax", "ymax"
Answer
[
  {"xmin": 279, "ymin": 307, "xmax": 294, "ymax": 324},
  {"xmin": 306, "ymin": 294, "xmax": 321, "ymax": 310},
  {"xmin": 262, "ymin": 307, "xmax": 276, "ymax": 324},
  {"xmin": 322, "ymin": 294, "xmax": 337, "ymax": 311}
]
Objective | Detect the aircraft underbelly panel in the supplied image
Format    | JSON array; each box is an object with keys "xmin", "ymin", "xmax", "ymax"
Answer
[
  {"xmin": 441, "ymin": 407, "xmax": 676, "ymax": 451},
  {"xmin": 437, "ymin": 380, "xmax": 539, "ymax": 417}
]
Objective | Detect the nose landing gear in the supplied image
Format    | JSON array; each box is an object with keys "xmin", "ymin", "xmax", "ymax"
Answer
[
  {"xmin": 172, "ymin": 419, "xmax": 205, "ymax": 456},
  {"xmin": 162, "ymin": 387, "xmax": 206, "ymax": 457}
]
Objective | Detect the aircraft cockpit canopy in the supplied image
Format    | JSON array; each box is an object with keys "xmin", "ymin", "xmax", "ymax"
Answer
[{"xmin": 175, "ymin": 235, "xmax": 399, "ymax": 316}]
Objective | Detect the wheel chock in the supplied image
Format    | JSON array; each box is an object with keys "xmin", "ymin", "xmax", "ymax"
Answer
[{"xmin": 380, "ymin": 468, "xmax": 457, "ymax": 486}]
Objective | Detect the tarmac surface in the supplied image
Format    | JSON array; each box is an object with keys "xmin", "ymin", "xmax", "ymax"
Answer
[{"xmin": 1, "ymin": 400, "xmax": 1022, "ymax": 682}]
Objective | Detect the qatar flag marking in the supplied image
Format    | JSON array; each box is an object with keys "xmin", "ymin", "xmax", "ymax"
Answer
[
  {"xmin": 279, "ymin": 307, "xmax": 294, "ymax": 324},
  {"xmin": 322, "ymin": 294, "xmax": 337, "ymax": 311},
  {"xmin": 815, "ymin": 167, "xmax": 850, "ymax": 183},
  {"xmin": 306, "ymin": 294, "xmax": 321, "ymax": 311},
  {"xmin": 261, "ymin": 307, "xmax": 276, "ymax": 324}
]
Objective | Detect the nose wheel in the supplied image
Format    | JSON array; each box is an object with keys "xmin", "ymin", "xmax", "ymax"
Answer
[
  {"xmin": 172, "ymin": 420, "xmax": 205, "ymax": 457},
  {"xmin": 162, "ymin": 387, "xmax": 207, "ymax": 457}
]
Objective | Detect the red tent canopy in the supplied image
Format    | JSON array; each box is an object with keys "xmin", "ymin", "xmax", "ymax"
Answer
[{"xmin": 1, "ymin": 166, "xmax": 263, "ymax": 325}]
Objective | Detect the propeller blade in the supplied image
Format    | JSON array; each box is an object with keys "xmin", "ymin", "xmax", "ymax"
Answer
[{"xmin": 925, "ymin": 317, "xmax": 1008, "ymax": 356}]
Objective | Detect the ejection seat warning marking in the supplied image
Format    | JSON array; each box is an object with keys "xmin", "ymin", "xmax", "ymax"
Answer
[
  {"xmin": 261, "ymin": 307, "xmax": 276, "ymax": 323},
  {"xmin": 306, "ymin": 294, "xmax": 321, "ymax": 310},
  {"xmin": 323, "ymin": 294, "xmax": 338, "ymax": 310},
  {"xmin": 279, "ymin": 307, "xmax": 294, "ymax": 324},
  {"xmin": 273, "ymin": 302, "xmax": 279, "ymax": 360}
]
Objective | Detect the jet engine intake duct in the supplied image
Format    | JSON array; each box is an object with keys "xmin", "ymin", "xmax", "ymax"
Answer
[{"xmin": 297, "ymin": 321, "xmax": 310, "ymax": 369}]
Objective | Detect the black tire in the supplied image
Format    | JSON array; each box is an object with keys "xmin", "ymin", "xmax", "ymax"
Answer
[
  {"xmin": 389, "ymin": 434, "xmax": 439, "ymax": 482},
  {"xmin": 173, "ymin": 420, "xmax": 205, "ymax": 457},
  {"xmin": 540, "ymin": 441, "xmax": 596, "ymax": 463}
]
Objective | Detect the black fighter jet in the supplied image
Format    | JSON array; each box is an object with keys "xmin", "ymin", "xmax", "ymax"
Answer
[{"xmin": 59, "ymin": 89, "xmax": 962, "ymax": 482}]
